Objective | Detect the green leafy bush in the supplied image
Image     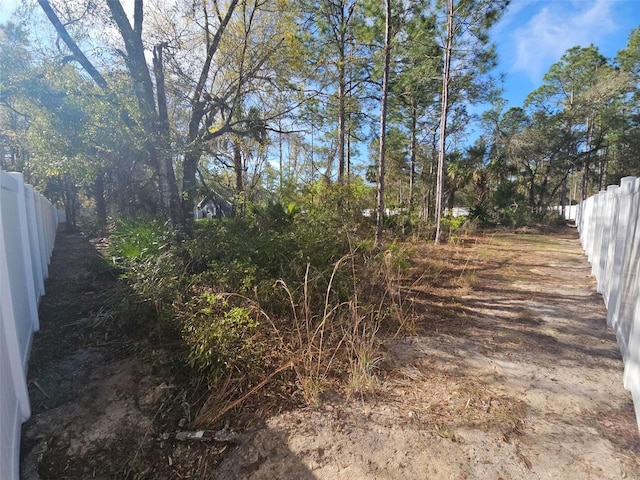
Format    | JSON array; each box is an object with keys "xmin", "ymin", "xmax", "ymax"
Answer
[
  {"xmin": 107, "ymin": 183, "xmax": 408, "ymax": 414},
  {"xmin": 106, "ymin": 219, "xmax": 181, "ymax": 324},
  {"xmin": 182, "ymin": 293, "xmax": 259, "ymax": 381},
  {"xmin": 108, "ymin": 218, "xmax": 169, "ymax": 263}
]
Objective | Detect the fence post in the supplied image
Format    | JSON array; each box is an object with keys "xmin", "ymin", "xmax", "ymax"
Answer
[
  {"xmin": 606, "ymin": 177, "xmax": 637, "ymax": 330},
  {"xmin": 7, "ymin": 173, "xmax": 39, "ymax": 333},
  {"xmin": 599, "ymin": 185, "xmax": 619, "ymax": 301},
  {"xmin": 34, "ymin": 193, "xmax": 50, "ymax": 280},
  {"xmin": 24, "ymin": 185, "xmax": 46, "ymax": 301}
]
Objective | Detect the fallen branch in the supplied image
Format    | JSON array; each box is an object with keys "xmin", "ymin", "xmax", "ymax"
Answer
[
  {"xmin": 161, "ymin": 429, "xmax": 243, "ymax": 443},
  {"xmin": 28, "ymin": 380, "xmax": 51, "ymax": 399}
]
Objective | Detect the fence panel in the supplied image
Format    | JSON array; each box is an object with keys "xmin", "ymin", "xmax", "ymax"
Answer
[
  {"xmin": 0, "ymin": 170, "xmax": 58, "ymax": 480},
  {"xmin": 25, "ymin": 185, "xmax": 46, "ymax": 300},
  {"xmin": 575, "ymin": 176, "xmax": 640, "ymax": 434}
]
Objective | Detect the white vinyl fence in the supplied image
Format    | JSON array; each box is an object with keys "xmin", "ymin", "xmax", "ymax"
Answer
[
  {"xmin": 576, "ymin": 176, "xmax": 640, "ymax": 433},
  {"xmin": 552, "ymin": 204, "xmax": 579, "ymax": 221},
  {"xmin": 0, "ymin": 170, "xmax": 58, "ymax": 480}
]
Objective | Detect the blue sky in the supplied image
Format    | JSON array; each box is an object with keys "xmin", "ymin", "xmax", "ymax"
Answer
[
  {"xmin": 492, "ymin": 0, "xmax": 640, "ymax": 108},
  {"xmin": 0, "ymin": 0, "xmax": 18, "ymax": 24}
]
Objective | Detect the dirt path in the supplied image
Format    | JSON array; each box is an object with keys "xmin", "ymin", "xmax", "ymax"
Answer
[{"xmin": 21, "ymin": 228, "xmax": 640, "ymax": 479}]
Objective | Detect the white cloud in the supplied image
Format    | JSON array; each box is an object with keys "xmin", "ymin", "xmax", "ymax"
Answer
[
  {"xmin": 494, "ymin": 0, "xmax": 540, "ymax": 34},
  {"xmin": 510, "ymin": 0, "xmax": 618, "ymax": 82}
]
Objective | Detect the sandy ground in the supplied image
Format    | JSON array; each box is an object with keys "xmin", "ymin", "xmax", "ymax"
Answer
[{"xmin": 20, "ymin": 228, "xmax": 640, "ymax": 479}]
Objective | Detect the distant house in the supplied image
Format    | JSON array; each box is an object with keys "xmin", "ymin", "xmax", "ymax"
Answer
[
  {"xmin": 446, "ymin": 207, "xmax": 470, "ymax": 218},
  {"xmin": 195, "ymin": 194, "xmax": 233, "ymax": 219}
]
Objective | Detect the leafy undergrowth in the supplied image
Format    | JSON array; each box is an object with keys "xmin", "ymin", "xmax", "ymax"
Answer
[
  {"xmin": 102, "ymin": 199, "xmax": 494, "ymax": 438},
  {"xmin": 104, "ymin": 186, "xmax": 417, "ymax": 435}
]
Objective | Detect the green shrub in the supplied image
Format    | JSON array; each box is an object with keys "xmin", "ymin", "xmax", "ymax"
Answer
[
  {"xmin": 108, "ymin": 218, "xmax": 169, "ymax": 263},
  {"xmin": 105, "ymin": 218, "xmax": 180, "ymax": 323},
  {"xmin": 107, "ymin": 186, "xmax": 409, "ymax": 413},
  {"xmin": 185, "ymin": 197, "xmax": 354, "ymax": 300},
  {"xmin": 439, "ymin": 216, "xmax": 470, "ymax": 243},
  {"xmin": 182, "ymin": 293, "xmax": 260, "ymax": 381},
  {"xmin": 440, "ymin": 216, "xmax": 467, "ymax": 232}
]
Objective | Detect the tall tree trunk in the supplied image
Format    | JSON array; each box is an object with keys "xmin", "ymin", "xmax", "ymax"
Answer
[
  {"xmin": 347, "ymin": 125, "xmax": 351, "ymax": 183},
  {"xmin": 182, "ymin": 150, "xmax": 200, "ymax": 235},
  {"xmin": 64, "ymin": 174, "xmax": 77, "ymax": 230},
  {"xmin": 599, "ymin": 149, "xmax": 608, "ymax": 190},
  {"xmin": 423, "ymin": 189, "xmax": 430, "ymax": 223},
  {"xmin": 234, "ymin": 140, "xmax": 244, "ymax": 194},
  {"xmin": 94, "ymin": 170, "xmax": 107, "ymax": 229},
  {"xmin": 152, "ymin": 43, "xmax": 185, "ymax": 241},
  {"xmin": 279, "ymin": 124, "xmax": 284, "ymax": 193},
  {"xmin": 375, "ymin": 0, "xmax": 392, "ymax": 248},
  {"xmin": 180, "ymin": 0, "xmax": 239, "ymax": 237},
  {"xmin": 528, "ymin": 174, "xmax": 536, "ymax": 211},
  {"xmin": 337, "ymin": 44, "xmax": 347, "ymax": 184},
  {"xmin": 106, "ymin": 0, "xmax": 185, "ymax": 239},
  {"xmin": 447, "ymin": 184, "xmax": 455, "ymax": 212},
  {"xmin": 581, "ymin": 163, "xmax": 590, "ymax": 201},
  {"xmin": 560, "ymin": 174, "xmax": 567, "ymax": 217},
  {"xmin": 434, "ymin": 0, "xmax": 454, "ymax": 245},
  {"xmin": 233, "ymin": 141, "xmax": 246, "ymax": 215},
  {"xmin": 409, "ymin": 103, "xmax": 417, "ymax": 212},
  {"xmin": 181, "ymin": 101, "xmax": 205, "ymax": 238}
]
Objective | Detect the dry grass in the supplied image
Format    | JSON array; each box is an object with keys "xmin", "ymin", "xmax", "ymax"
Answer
[
  {"xmin": 346, "ymin": 311, "xmax": 384, "ymax": 398},
  {"xmin": 275, "ymin": 257, "xmax": 354, "ymax": 406},
  {"xmin": 192, "ymin": 225, "xmax": 523, "ymax": 428},
  {"xmin": 383, "ymin": 362, "xmax": 528, "ymax": 439},
  {"xmin": 400, "ymin": 239, "xmax": 484, "ymax": 337},
  {"xmin": 371, "ymin": 230, "xmax": 537, "ymax": 436},
  {"xmin": 192, "ymin": 243, "xmax": 418, "ymax": 423}
]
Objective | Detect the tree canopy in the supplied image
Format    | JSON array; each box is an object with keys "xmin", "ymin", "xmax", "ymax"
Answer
[{"xmin": 1, "ymin": 0, "xmax": 638, "ymax": 235}]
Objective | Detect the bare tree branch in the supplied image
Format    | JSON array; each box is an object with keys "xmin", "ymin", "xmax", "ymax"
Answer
[{"xmin": 36, "ymin": 0, "xmax": 108, "ymax": 90}]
